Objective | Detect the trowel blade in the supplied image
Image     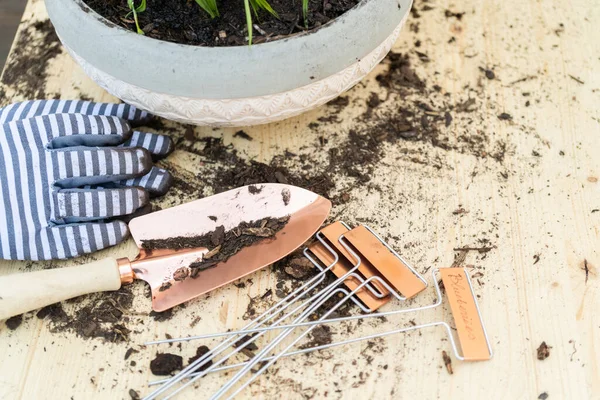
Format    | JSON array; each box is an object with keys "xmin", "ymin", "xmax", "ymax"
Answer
[{"xmin": 128, "ymin": 184, "xmax": 331, "ymax": 311}]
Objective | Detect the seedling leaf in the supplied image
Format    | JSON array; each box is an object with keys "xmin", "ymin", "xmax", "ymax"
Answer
[
  {"xmin": 195, "ymin": 0, "xmax": 220, "ymax": 18},
  {"xmin": 302, "ymin": 0, "xmax": 308, "ymax": 27},
  {"xmin": 249, "ymin": 0, "xmax": 279, "ymax": 18},
  {"xmin": 127, "ymin": 0, "xmax": 147, "ymax": 35},
  {"xmin": 244, "ymin": 0, "xmax": 253, "ymax": 45}
]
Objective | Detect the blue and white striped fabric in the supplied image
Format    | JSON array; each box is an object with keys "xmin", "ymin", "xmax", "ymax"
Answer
[{"xmin": 0, "ymin": 100, "xmax": 174, "ymax": 261}]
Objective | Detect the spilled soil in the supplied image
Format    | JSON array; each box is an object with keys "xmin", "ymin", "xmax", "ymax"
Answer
[
  {"xmin": 2, "ymin": 17, "xmax": 517, "ymax": 349},
  {"xmin": 83, "ymin": 0, "xmax": 361, "ymax": 46},
  {"xmin": 33, "ymin": 287, "xmax": 135, "ymax": 342},
  {"xmin": 1, "ymin": 9, "xmax": 542, "ymax": 400},
  {"xmin": 0, "ymin": 19, "xmax": 62, "ymax": 103}
]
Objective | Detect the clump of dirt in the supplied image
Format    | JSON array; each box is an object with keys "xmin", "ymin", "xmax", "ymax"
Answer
[
  {"xmin": 0, "ymin": 19, "xmax": 62, "ymax": 102},
  {"xmin": 234, "ymin": 334, "xmax": 260, "ymax": 358},
  {"xmin": 442, "ymin": 351, "xmax": 453, "ymax": 374},
  {"xmin": 188, "ymin": 345, "xmax": 213, "ymax": 372},
  {"xmin": 5, "ymin": 314, "xmax": 23, "ymax": 330},
  {"xmin": 284, "ymin": 257, "xmax": 314, "ymax": 279},
  {"xmin": 35, "ymin": 287, "xmax": 135, "ymax": 342},
  {"xmin": 234, "ymin": 130, "xmax": 253, "ymax": 141},
  {"xmin": 124, "ymin": 347, "xmax": 139, "ymax": 360},
  {"xmin": 141, "ymin": 216, "xmax": 289, "ymax": 274},
  {"xmin": 270, "ymin": 251, "xmax": 355, "ymax": 319},
  {"xmin": 537, "ymin": 341, "xmax": 551, "ymax": 360},
  {"xmin": 173, "ymin": 267, "xmax": 189, "ymax": 281},
  {"xmin": 150, "ymin": 353, "xmax": 183, "ymax": 375},
  {"xmin": 83, "ymin": 0, "xmax": 361, "ymax": 47},
  {"xmin": 300, "ymin": 325, "xmax": 333, "ymax": 349},
  {"xmin": 36, "ymin": 303, "xmax": 68, "ymax": 321},
  {"xmin": 270, "ymin": 250, "xmax": 320, "ymax": 298},
  {"xmin": 149, "ymin": 308, "xmax": 174, "ymax": 322},
  {"xmin": 248, "ymin": 184, "xmax": 264, "ymax": 195},
  {"xmin": 243, "ymin": 288, "xmax": 276, "ymax": 320}
]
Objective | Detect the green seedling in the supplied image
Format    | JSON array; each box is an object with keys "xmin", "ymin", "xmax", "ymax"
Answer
[
  {"xmin": 302, "ymin": 0, "xmax": 308, "ymax": 27},
  {"xmin": 127, "ymin": 0, "xmax": 147, "ymax": 35},
  {"xmin": 250, "ymin": 0, "xmax": 279, "ymax": 19},
  {"xmin": 195, "ymin": 0, "xmax": 220, "ymax": 18},
  {"xmin": 244, "ymin": 0, "xmax": 253, "ymax": 45},
  {"xmin": 127, "ymin": 0, "xmax": 283, "ymax": 45}
]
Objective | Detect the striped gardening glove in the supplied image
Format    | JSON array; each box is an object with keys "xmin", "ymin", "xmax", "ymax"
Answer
[{"xmin": 0, "ymin": 100, "xmax": 174, "ymax": 261}]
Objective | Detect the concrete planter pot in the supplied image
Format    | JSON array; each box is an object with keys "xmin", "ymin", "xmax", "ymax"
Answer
[{"xmin": 45, "ymin": 0, "xmax": 411, "ymax": 126}]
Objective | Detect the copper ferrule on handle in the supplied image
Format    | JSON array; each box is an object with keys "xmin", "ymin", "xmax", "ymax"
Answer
[{"xmin": 117, "ymin": 258, "xmax": 134, "ymax": 284}]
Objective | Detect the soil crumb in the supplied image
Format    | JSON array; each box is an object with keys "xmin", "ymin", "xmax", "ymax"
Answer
[
  {"xmin": 5, "ymin": 314, "xmax": 23, "ymax": 330},
  {"xmin": 36, "ymin": 303, "xmax": 67, "ymax": 320},
  {"xmin": 129, "ymin": 389, "xmax": 141, "ymax": 400},
  {"xmin": 234, "ymin": 130, "xmax": 253, "ymax": 141},
  {"xmin": 150, "ymin": 353, "xmax": 183, "ymax": 375},
  {"xmin": 234, "ymin": 335, "xmax": 260, "ymax": 351},
  {"xmin": 248, "ymin": 185, "xmax": 263, "ymax": 194},
  {"xmin": 149, "ymin": 308, "xmax": 174, "ymax": 322},
  {"xmin": 284, "ymin": 257, "xmax": 314, "ymax": 279},
  {"xmin": 537, "ymin": 342, "xmax": 551, "ymax": 360},
  {"xmin": 125, "ymin": 347, "xmax": 139, "ymax": 360},
  {"xmin": 173, "ymin": 267, "xmax": 190, "ymax": 281},
  {"xmin": 159, "ymin": 282, "xmax": 172, "ymax": 292},
  {"xmin": 188, "ymin": 345, "xmax": 214, "ymax": 372},
  {"xmin": 300, "ymin": 325, "xmax": 333, "ymax": 349},
  {"xmin": 442, "ymin": 351, "xmax": 453, "ymax": 374},
  {"xmin": 281, "ymin": 188, "xmax": 291, "ymax": 205}
]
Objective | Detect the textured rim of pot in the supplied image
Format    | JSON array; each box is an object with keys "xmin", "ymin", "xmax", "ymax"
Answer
[{"xmin": 45, "ymin": 0, "xmax": 411, "ymax": 100}]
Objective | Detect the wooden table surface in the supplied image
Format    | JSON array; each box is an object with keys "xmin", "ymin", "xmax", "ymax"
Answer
[{"xmin": 1, "ymin": 0, "xmax": 598, "ymax": 399}]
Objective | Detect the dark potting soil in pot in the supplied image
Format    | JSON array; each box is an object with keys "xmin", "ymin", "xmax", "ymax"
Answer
[{"xmin": 82, "ymin": 0, "xmax": 362, "ymax": 46}]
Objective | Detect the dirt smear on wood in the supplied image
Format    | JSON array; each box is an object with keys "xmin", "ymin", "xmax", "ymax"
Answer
[
  {"xmin": 0, "ymin": 19, "xmax": 62, "ymax": 103},
  {"xmin": 34, "ymin": 286, "xmax": 135, "ymax": 342}
]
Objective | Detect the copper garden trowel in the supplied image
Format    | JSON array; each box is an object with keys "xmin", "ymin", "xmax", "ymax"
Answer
[{"xmin": 0, "ymin": 184, "xmax": 331, "ymax": 320}]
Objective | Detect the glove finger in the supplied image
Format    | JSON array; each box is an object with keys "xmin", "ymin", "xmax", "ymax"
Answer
[
  {"xmin": 121, "ymin": 131, "xmax": 174, "ymax": 160},
  {"xmin": 52, "ymin": 147, "xmax": 152, "ymax": 188},
  {"xmin": 0, "ymin": 100, "xmax": 149, "ymax": 124},
  {"xmin": 54, "ymin": 187, "xmax": 149, "ymax": 223},
  {"xmin": 31, "ymin": 113, "xmax": 131, "ymax": 149},
  {"xmin": 45, "ymin": 220, "xmax": 129, "ymax": 259},
  {"xmin": 100, "ymin": 167, "xmax": 172, "ymax": 197},
  {"xmin": 118, "ymin": 167, "xmax": 173, "ymax": 197}
]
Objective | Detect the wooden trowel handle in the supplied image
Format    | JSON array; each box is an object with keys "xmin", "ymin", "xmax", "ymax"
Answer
[{"xmin": 0, "ymin": 258, "xmax": 122, "ymax": 321}]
